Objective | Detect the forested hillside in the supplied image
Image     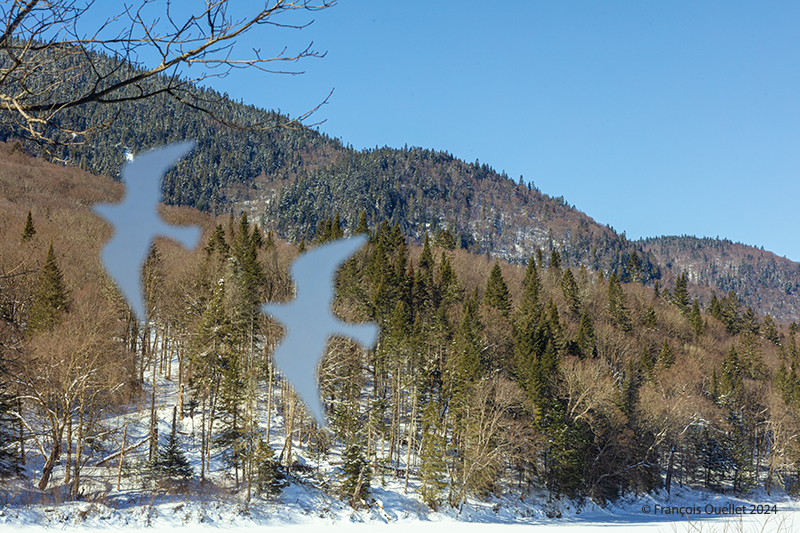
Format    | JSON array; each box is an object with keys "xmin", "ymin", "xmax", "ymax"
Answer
[
  {"xmin": 2, "ymin": 49, "xmax": 797, "ymax": 321},
  {"xmin": 640, "ymin": 236, "xmax": 800, "ymax": 322},
  {"xmin": 2, "ymin": 143, "xmax": 800, "ymax": 509}
]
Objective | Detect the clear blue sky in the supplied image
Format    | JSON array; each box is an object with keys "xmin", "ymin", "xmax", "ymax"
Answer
[{"xmin": 94, "ymin": 2, "xmax": 800, "ymax": 261}]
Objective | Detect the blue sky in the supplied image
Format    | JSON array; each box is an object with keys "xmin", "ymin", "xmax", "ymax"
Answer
[{"xmin": 92, "ymin": 1, "xmax": 800, "ymax": 261}]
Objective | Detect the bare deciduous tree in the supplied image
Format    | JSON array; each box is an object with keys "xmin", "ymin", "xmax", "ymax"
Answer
[
  {"xmin": 0, "ymin": 0, "xmax": 334, "ymax": 146},
  {"xmin": 11, "ymin": 290, "xmax": 130, "ymax": 491}
]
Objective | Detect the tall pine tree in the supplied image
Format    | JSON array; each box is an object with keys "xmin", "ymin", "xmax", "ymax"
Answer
[{"xmin": 27, "ymin": 240, "xmax": 68, "ymax": 334}]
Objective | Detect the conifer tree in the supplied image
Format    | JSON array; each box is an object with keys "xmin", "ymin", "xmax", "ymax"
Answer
[
  {"xmin": 721, "ymin": 291, "xmax": 742, "ymax": 335},
  {"xmin": 521, "ymin": 255, "xmax": 542, "ymax": 297},
  {"xmin": 643, "ymin": 306, "xmax": 657, "ymax": 329},
  {"xmin": 740, "ymin": 307, "xmax": 760, "ymax": 337},
  {"xmin": 560, "ymin": 269, "xmax": 581, "ymax": 318},
  {"xmin": 689, "ymin": 299, "xmax": 705, "ymax": 337},
  {"xmin": 355, "ymin": 211, "xmax": 370, "ymax": 235},
  {"xmin": 151, "ymin": 407, "xmax": 193, "ymax": 486},
  {"xmin": 331, "ymin": 211, "xmax": 344, "ymax": 240},
  {"xmin": 27, "ymin": 240, "xmax": 68, "ymax": 334},
  {"xmin": 341, "ymin": 430, "xmax": 371, "ymax": 508},
  {"xmin": 574, "ymin": 311, "xmax": 597, "ymax": 359},
  {"xmin": 626, "ymin": 251, "xmax": 643, "ymax": 283},
  {"xmin": 549, "ymin": 248, "xmax": 562, "ymax": 272},
  {"xmin": 657, "ymin": 340, "xmax": 675, "ymax": 370},
  {"xmin": 484, "ymin": 262, "xmax": 511, "ymax": 317},
  {"xmin": 434, "ymin": 227, "xmax": 457, "ymax": 250},
  {"xmin": 419, "ymin": 398, "xmax": 447, "ymax": 509},
  {"xmin": 762, "ymin": 315, "xmax": 780, "ymax": 346},
  {"xmin": 673, "ymin": 272, "xmax": 690, "ymax": 314},
  {"xmin": 621, "ymin": 359, "xmax": 638, "ymax": 416},
  {"xmin": 607, "ymin": 272, "xmax": 632, "ymax": 332},
  {"xmin": 720, "ymin": 346, "xmax": 743, "ymax": 400},
  {"xmin": 252, "ymin": 437, "xmax": 282, "ymax": 495},
  {"xmin": 454, "ymin": 289, "xmax": 484, "ymax": 383},
  {"xmin": 709, "ymin": 293, "xmax": 722, "ymax": 321},
  {"xmin": 710, "ymin": 366, "xmax": 720, "ymax": 403},
  {"xmin": 205, "ymin": 223, "xmax": 230, "ymax": 256},
  {"xmin": 21, "ymin": 210, "xmax": 36, "ymax": 242},
  {"xmin": 640, "ymin": 346, "xmax": 654, "ymax": 381},
  {"xmin": 515, "ymin": 261, "xmax": 546, "ymax": 380},
  {"xmin": 436, "ymin": 251, "xmax": 459, "ymax": 307}
]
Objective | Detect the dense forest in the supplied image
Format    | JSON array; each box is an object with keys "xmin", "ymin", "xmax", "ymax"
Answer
[{"xmin": 2, "ymin": 143, "xmax": 800, "ymax": 510}]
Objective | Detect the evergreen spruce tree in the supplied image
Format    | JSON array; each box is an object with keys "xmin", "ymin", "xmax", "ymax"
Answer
[
  {"xmin": 434, "ymin": 227, "xmax": 457, "ymax": 250},
  {"xmin": 621, "ymin": 359, "xmax": 638, "ymax": 416},
  {"xmin": 419, "ymin": 399, "xmax": 447, "ymax": 509},
  {"xmin": 710, "ymin": 367, "xmax": 720, "ymax": 403},
  {"xmin": 436, "ymin": 252, "xmax": 459, "ymax": 307},
  {"xmin": 454, "ymin": 289, "xmax": 484, "ymax": 383},
  {"xmin": 355, "ymin": 211, "xmax": 370, "ymax": 235},
  {"xmin": 560, "ymin": 269, "xmax": 581, "ymax": 318},
  {"xmin": 709, "ymin": 293, "xmax": 722, "ymax": 321},
  {"xmin": 27, "ymin": 239, "xmax": 68, "ymax": 333},
  {"xmin": 657, "ymin": 340, "xmax": 675, "ymax": 370},
  {"xmin": 607, "ymin": 272, "xmax": 632, "ymax": 332},
  {"xmin": 762, "ymin": 315, "xmax": 781, "ymax": 346},
  {"xmin": 626, "ymin": 251, "xmax": 643, "ymax": 283},
  {"xmin": 720, "ymin": 346, "xmax": 743, "ymax": 400},
  {"xmin": 484, "ymin": 262, "xmax": 511, "ymax": 317},
  {"xmin": 689, "ymin": 299, "xmax": 705, "ymax": 337},
  {"xmin": 549, "ymin": 248, "xmax": 562, "ymax": 272},
  {"xmin": 341, "ymin": 431, "xmax": 371, "ymax": 508},
  {"xmin": 331, "ymin": 211, "xmax": 344, "ymax": 240},
  {"xmin": 151, "ymin": 407, "xmax": 193, "ymax": 486},
  {"xmin": 740, "ymin": 307, "xmax": 760, "ymax": 337},
  {"xmin": 673, "ymin": 272, "xmax": 690, "ymax": 314},
  {"xmin": 573, "ymin": 311, "xmax": 596, "ymax": 359},
  {"xmin": 252, "ymin": 437, "xmax": 282, "ymax": 496},
  {"xmin": 515, "ymin": 259, "xmax": 546, "ymax": 380},
  {"xmin": 205, "ymin": 223, "xmax": 230, "ymax": 256},
  {"xmin": 413, "ymin": 234, "xmax": 436, "ymax": 314},
  {"xmin": 640, "ymin": 346, "xmax": 655, "ymax": 381},
  {"xmin": 643, "ymin": 306, "xmax": 657, "ymax": 329},
  {"xmin": 21, "ymin": 210, "xmax": 36, "ymax": 242},
  {"xmin": 721, "ymin": 291, "xmax": 742, "ymax": 335}
]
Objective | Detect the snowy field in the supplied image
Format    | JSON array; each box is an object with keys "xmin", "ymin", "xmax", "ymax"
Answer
[
  {"xmin": 1, "ymin": 480, "xmax": 798, "ymax": 532},
  {"xmin": 3, "ymin": 345, "xmax": 798, "ymax": 532}
]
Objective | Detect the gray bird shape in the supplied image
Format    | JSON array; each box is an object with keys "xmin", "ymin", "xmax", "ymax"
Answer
[
  {"xmin": 262, "ymin": 235, "xmax": 378, "ymax": 426},
  {"xmin": 94, "ymin": 142, "xmax": 200, "ymax": 323}
]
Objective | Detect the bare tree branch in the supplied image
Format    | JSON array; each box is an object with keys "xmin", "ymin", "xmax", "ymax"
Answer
[{"xmin": 0, "ymin": 0, "xmax": 335, "ymax": 147}]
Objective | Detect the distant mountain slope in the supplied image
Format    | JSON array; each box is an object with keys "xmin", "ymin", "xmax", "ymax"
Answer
[{"xmin": 640, "ymin": 236, "xmax": 800, "ymax": 320}]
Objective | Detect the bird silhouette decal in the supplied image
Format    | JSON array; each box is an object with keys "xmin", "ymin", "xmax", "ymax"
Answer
[
  {"xmin": 94, "ymin": 142, "xmax": 201, "ymax": 323},
  {"xmin": 262, "ymin": 235, "xmax": 378, "ymax": 426}
]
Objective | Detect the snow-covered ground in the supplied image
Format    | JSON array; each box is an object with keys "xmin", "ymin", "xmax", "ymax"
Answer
[
  {"xmin": 2, "ymin": 466, "xmax": 798, "ymax": 532},
  {"xmin": 2, "ymin": 343, "xmax": 798, "ymax": 531}
]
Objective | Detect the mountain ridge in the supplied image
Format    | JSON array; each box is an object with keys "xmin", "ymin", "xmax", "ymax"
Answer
[{"xmin": 0, "ymin": 50, "xmax": 797, "ymax": 321}]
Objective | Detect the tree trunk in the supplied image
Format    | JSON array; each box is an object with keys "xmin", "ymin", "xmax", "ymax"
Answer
[
  {"xmin": 117, "ymin": 422, "xmax": 128, "ymax": 491},
  {"xmin": 38, "ymin": 436, "xmax": 62, "ymax": 490},
  {"xmin": 71, "ymin": 414, "xmax": 83, "ymax": 498},
  {"xmin": 64, "ymin": 417, "xmax": 72, "ymax": 485},
  {"xmin": 665, "ymin": 445, "xmax": 675, "ymax": 494}
]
